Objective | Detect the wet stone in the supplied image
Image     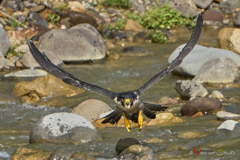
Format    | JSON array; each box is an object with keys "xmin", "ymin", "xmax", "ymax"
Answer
[
  {"xmin": 48, "ymin": 148, "xmax": 75, "ymax": 160},
  {"xmin": 29, "ymin": 112, "xmax": 102, "ymax": 144},
  {"xmin": 115, "ymin": 138, "xmax": 140, "ymax": 154},
  {"xmin": 181, "ymin": 97, "xmax": 222, "ymax": 116},
  {"xmin": 217, "ymin": 120, "xmax": 240, "ymax": 138},
  {"xmin": 216, "ymin": 111, "xmax": 240, "ymax": 121},
  {"xmin": 118, "ymin": 46, "xmax": 153, "ymax": 56},
  {"xmin": 175, "ymin": 80, "xmax": 208, "ymax": 99}
]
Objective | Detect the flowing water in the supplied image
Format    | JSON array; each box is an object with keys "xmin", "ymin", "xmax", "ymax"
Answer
[{"xmin": 1, "ymin": 28, "xmax": 240, "ymax": 159}]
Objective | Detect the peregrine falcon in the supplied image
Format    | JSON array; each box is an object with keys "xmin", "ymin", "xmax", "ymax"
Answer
[{"xmin": 27, "ymin": 13, "xmax": 203, "ymax": 132}]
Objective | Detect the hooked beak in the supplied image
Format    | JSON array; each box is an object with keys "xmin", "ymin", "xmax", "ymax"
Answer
[{"xmin": 124, "ymin": 99, "xmax": 131, "ymax": 109}]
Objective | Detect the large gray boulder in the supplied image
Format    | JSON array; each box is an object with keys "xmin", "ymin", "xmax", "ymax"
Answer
[
  {"xmin": 38, "ymin": 24, "xmax": 105, "ymax": 62},
  {"xmin": 29, "ymin": 112, "xmax": 102, "ymax": 144},
  {"xmin": 168, "ymin": 44, "xmax": 240, "ymax": 77},
  {"xmin": 0, "ymin": 25, "xmax": 10, "ymax": 69},
  {"xmin": 193, "ymin": 57, "xmax": 239, "ymax": 83}
]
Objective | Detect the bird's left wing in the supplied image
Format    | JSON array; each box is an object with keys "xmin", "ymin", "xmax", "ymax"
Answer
[
  {"xmin": 136, "ymin": 13, "xmax": 203, "ymax": 95},
  {"xmin": 27, "ymin": 40, "xmax": 117, "ymax": 99}
]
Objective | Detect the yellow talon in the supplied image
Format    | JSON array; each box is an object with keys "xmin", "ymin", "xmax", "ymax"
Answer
[
  {"xmin": 123, "ymin": 114, "xmax": 131, "ymax": 132},
  {"xmin": 138, "ymin": 110, "xmax": 143, "ymax": 129}
]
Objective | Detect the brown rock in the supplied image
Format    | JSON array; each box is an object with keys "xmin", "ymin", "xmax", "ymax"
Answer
[
  {"xmin": 147, "ymin": 113, "xmax": 183, "ymax": 126},
  {"xmin": 181, "ymin": 97, "xmax": 222, "ymax": 116},
  {"xmin": 7, "ymin": 28, "xmax": 35, "ymax": 45},
  {"xmin": 157, "ymin": 96, "xmax": 178, "ymax": 105},
  {"xmin": 218, "ymin": 27, "xmax": 240, "ymax": 55},
  {"xmin": 228, "ymin": 29, "xmax": 240, "ymax": 55},
  {"xmin": 71, "ymin": 99, "xmax": 112, "ymax": 122},
  {"xmin": 39, "ymin": 8, "xmax": 58, "ymax": 21},
  {"xmin": 70, "ymin": 153, "xmax": 96, "ymax": 160},
  {"xmin": 124, "ymin": 19, "xmax": 143, "ymax": 33},
  {"xmin": 12, "ymin": 148, "xmax": 51, "ymax": 160},
  {"xmin": 67, "ymin": 1, "xmax": 87, "ymax": 13},
  {"xmin": 203, "ymin": 10, "xmax": 223, "ymax": 22},
  {"xmin": 116, "ymin": 138, "xmax": 140, "ymax": 154},
  {"xmin": 146, "ymin": 137, "xmax": 163, "ymax": 143},
  {"xmin": 13, "ymin": 74, "xmax": 85, "ymax": 103},
  {"xmin": 178, "ymin": 131, "xmax": 209, "ymax": 138}
]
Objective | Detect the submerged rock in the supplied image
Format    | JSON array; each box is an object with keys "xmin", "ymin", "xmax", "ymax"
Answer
[
  {"xmin": 175, "ymin": 80, "xmax": 208, "ymax": 99},
  {"xmin": 178, "ymin": 131, "xmax": 209, "ymax": 139},
  {"xmin": 181, "ymin": 97, "xmax": 222, "ymax": 116},
  {"xmin": 13, "ymin": 74, "xmax": 85, "ymax": 103},
  {"xmin": 147, "ymin": 113, "xmax": 182, "ymax": 126},
  {"xmin": 38, "ymin": 23, "xmax": 105, "ymax": 62},
  {"xmin": 4, "ymin": 69, "xmax": 47, "ymax": 78},
  {"xmin": 71, "ymin": 99, "xmax": 112, "ymax": 122},
  {"xmin": 118, "ymin": 46, "xmax": 153, "ymax": 56},
  {"xmin": 12, "ymin": 148, "xmax": 51, "ymax": 160},
  {"xmin": 168, "ymin": 44, "xmax": 240, "ymax": 77},
  {"xmin": 193, "ymin": 57, "xmax": 239, "ymax": 83},
  {"xmin": 29, "ymin": 112, "xmax": 102, "ymax": 144},
  {"xmin": 217, "ymin": 120, "xmax": 240, "ymax": 138},
  {"xmin": 216, "ymin": 111, "xmax": 240, "ymax": 121},
  {"xmin": 116, "ymin": 138, "xmax": 140, "ymax": 154},
  {"xmin": 48, "ymin": 148, "xmax": 75, "ymax": 160}
]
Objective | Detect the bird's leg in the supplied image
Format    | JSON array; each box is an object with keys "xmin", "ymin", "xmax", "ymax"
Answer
[
  {"xmin": 123, "ymin": 113, "xmax": 131, "ymax": 132},
  {"xmin": 138, "ymin": 110, "xmax": 143, "ymax": 129}
]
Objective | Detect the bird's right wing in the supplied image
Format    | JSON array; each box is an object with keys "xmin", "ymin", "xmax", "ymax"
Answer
[
  {"xmin": 136, "ymin": 13, "xmax": 203, "ymax": 95},
  {"xmin": 27, "ymin": 40, "xmax": 117, "ymax": 99}
]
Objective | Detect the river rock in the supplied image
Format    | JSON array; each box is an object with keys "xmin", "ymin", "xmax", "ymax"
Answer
[
  {"xmin": 85, "ymin": 9, "xmax": 105, "ymax": 33},
  {"xmin": 116, "ymin": 138, "xmax": 140, "ymax": 154},
  {"xmin": 67, "ymin": 1, "xmax": 87, "ymax": 13},
  {"xmin": 147, "ymin": 113, "xmax": 182, "ymax": 126},
  {"xmin": 203, "ymin": 10, "xmax": 223, "ymax": 23},
  {"xmin": 217, "ymin": 120, "xmax": 240, "ymax": 138},
  {"xmin": 11, "ymin": 148, "xmax": 51, "ymax": 160},
  {"xmin": 71, "ymin": 99, "xmax": 112, "ymax": 122},
  {"xmin": 193, "ymin": 57, "xmax": 239, "ymax": 83},
  {"xmin": 38, "ymin": 23, "xmax": 105, "ymax": 62},
  {"xmin": 119, "ymin": 145, "xmax": 151, "ymax": 157},
  {"xmin": 7, "ymin": 28, "xmax": 35, "ymax": 45},
  {"xmin": 22, "ymin": 49, "xmax": 63, "ymax": 68},
  {"xmin": 124, "ymin": 19, "xmax": 143, "ymax": 33},
  {"xmin": 220, "ymin": 0, "xmax": 240, "ymax": 14},
  {"xmin": 168, "ymin": 44, "xmax": 240, "ymax": 77},
  {"xmin": 234, "ymin": 10, "xmax": 240, "ymax": 27},
  {"xmin": 181, "ymin": 97, "xmax": 222, "ymax": 116},
  {"xmin": 158, "ymin": 0, "xmax": 198, "ymax": 17},
  {"xmin": 178, "ymin": 131, "xmax": 209, "ymax": 138},
  {"xmin": 216, "ymin": 111, "xmax": 240, "ymax": 121},
  {"xmin": 175, "ymin": 80, "xmax": 208, "ymax": 99},
  {"xmin": 27, "ymin": 11, "xmax": 49, "ymax": 27},
  {"xmin": 13, "ymin": 74, "xmax": 85, "ymax": 103},
  {"xmin": 29, "ymin": 112, "xmax": 102, "ymax": 144},
  {"xmin": 48, "ymin": 148, "xmax": 75, "ymax": 160},
  {"xmin": 118, "ymin": 46, "xmax": 153, "ymax": 56},
  {"xmin": 4, "ymin": 69, "xmax": 47, "ymax": 79},
  {"xmin": 211, "ymin": 90, "xmax": 224, "ymax": 100},
  {"xmin": 193, "ymin": 0, "xmax": 212, "ymax": 9},
  {"xmin": 4, "ymin": 58, "xmax": 14, "ymax": 70},
  {"xmin": 0, "ymin": 25, "xmax": 10, "ymax": 56}
]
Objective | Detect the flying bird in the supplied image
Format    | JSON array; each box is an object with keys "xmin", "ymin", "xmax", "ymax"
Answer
[{"xmin": 27, "ymin": 13, "xmax": 203, "ymax": 132}]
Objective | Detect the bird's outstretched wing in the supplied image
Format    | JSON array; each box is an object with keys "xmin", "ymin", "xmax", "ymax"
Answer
[
  {"xmin": 27, "ymin": 39, "xmax": 117, "ymax": 99},
  {"xmin": 136, "ymin": 13, "xmax": 203, "ymax": 95}
]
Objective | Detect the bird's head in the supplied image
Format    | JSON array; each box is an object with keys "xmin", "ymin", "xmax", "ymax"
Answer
[{"xmin": 116, "ymin": 92, "xmax": 138, "ymax": 109}]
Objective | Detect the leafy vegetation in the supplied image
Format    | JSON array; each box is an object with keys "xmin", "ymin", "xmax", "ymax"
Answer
[
  {"xmin": 48, "ymin": 14, "xmax": 60, "ymax": 24},
  {"xmin": 7, "ymin": 44, "xmax": 24, "ymax": 59},
  {"xmin": 9, "ymin": 19, "xmax": 25, "ymax": 28},
  {"xmin": 103, "ymin": 0, "xmax": 131, "ymax": 9},
  {"xmin": 107, "ymin": 3, "xmax": 196, "ymax": 43}
]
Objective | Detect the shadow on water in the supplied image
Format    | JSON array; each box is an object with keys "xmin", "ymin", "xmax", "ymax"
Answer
[{"xmin": 1, "ymin": 28, "xmax": 240, "ymax": 159}]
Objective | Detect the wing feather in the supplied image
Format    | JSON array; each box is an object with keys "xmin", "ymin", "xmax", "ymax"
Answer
[
  {"xmin": 27, "ymin": 40, "xmax": 116, "ymax": 99},
  {"xmin": 136, "ymin": 13, "xmax": 203, "ymax": 95}
]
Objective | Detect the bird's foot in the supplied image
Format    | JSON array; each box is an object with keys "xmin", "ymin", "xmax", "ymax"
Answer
[
  {"xmin": 138, "ymin": 110, "xmax": 143, "ymax": 129},
  {"xmin": 123, "ymin": 114, "xmax": 131, "ymax": 132}
]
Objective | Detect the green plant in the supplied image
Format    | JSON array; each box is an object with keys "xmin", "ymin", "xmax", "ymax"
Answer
[
  {"xmin": 48, "ymin": 14, "xmax": 60, "ymax": 24},
  {"xmin": 56, "ymin": 4, "xmax": 68, "ymax": 11},
  {"xmin": 7, "ymin": 44, "xmax": 25, "ymax": 58},
  {"xmin": 10, "ymin": 19, "xmax": 25, "ymax": 27},
  {"xmin": 108, "ymin": 18, "xmax": 127, "ymax": 30},
  {"xmin": 140, "ymin": 3, "xmax": 195, "ymax": 29},
  {"xmin": 103, "ymin": 0, "xmax": 131, "ymax": 9},
  {"xmin": 147, "ymin": 30, "xmax": 168, "ymax": 43}
]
